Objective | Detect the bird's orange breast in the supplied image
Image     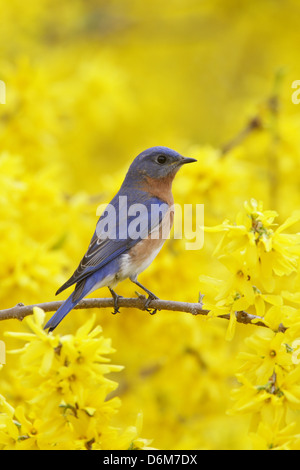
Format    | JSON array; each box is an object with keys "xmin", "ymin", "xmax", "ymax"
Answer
[
  {"xmin": 127, "ymin": 206, "xmax": 174, "ymax": 275},
  {"xmin": 141, "ymin": 174, "xmax": 175, "ymax": 206}
]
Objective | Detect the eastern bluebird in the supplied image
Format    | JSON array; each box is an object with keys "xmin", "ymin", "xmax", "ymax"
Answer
[{"xmin": 44, "ymin": 146, "xmax": 196, "ymax": 331}]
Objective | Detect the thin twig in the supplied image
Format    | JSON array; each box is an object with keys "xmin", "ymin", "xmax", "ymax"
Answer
[
  {"xmin": 221, "ymin": 116, "xmax": 262, "ymax": 155},
  {"xmin": 0, "ymin": 297, "xmax": 286, "ymax": 332}
]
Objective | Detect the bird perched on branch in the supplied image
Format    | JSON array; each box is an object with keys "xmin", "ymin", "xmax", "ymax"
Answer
[{"xmin": 44, "ymin": 146, "xmax": 196, "ymax": 331}]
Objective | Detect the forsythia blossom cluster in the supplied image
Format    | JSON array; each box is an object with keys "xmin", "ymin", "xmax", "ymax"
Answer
[
  {"xmin": 201, "ymin": 200, "xmax": 300, "ymax": 449},
  {"xmin": 0, "ymin": 308, "xmax": 151, "ymax": 450},
  {"xmin": 204, "ymin": 199, "xmax": 300, "ymax": 339}
]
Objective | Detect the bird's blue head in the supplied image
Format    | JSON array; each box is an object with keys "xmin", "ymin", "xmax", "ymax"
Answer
[{"xmin": 124, "ymin": 146, "xmax": 197, "ymax": 183}]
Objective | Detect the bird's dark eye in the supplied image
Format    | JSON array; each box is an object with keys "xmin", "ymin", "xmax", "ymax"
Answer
[{"xmin": 156, "ymin": 155, "xmax": 167, "ymax": 164}]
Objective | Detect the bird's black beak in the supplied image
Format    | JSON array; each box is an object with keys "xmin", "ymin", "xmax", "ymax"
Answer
[{"xmin": 180, "ymin": 157, "xmax": 197, "ymax": 165}]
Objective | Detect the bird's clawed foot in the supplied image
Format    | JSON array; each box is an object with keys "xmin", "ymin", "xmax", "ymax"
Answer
[
  {"xmin": 135, "ymin": 290, "xmax": 159, "ymax": 315},
  {"xmin": 131, "ymin": 277, "xmax": 160, "ymax": 315},
  {"xmin": 144, "ymin": 293, "xmax": 159, "ymax": 315},
  {"xmin": 108, "ymin": 287, "xmax": 123, "ymax": 315}
]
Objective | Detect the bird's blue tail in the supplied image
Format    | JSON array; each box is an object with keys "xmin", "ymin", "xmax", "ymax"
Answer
[
  {"xmin": 44, "ymin": 291, "xmax": 84, "ymax": 332},
  {"xmin": 44, "ymin": 259, "xmax": 120, "ymax": 332}
]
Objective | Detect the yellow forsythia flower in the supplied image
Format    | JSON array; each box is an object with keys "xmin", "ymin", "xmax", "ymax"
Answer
[{"xmin": 1, "ymin": 308, "xmax": 152, "ymax": 450}]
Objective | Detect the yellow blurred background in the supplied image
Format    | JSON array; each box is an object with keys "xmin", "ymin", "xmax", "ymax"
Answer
[{"xmin": 1, "ymin": 0, "xmax": 300, "ymax": 450}]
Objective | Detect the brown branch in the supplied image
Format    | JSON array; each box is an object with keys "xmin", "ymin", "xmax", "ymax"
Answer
[
  {"xmin": 221, "ymin": 116, "xmax": 262, "ymax": 155},
  {"xmin": 221, "ymin": 86, "xmax": 283, "ymax": 157},
  {"xmin": 0, "ymin": 297, "xmax": 286, "ymax": 332}
]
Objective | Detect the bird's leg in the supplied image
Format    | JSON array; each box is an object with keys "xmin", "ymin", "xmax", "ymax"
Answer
[
  {"xmin": 130, "ymin": 277, "xmax": 159, "ymax": 315},
  {"xmin": 108, "ymin": 287, "xmax": 123, "ymax": 314}
]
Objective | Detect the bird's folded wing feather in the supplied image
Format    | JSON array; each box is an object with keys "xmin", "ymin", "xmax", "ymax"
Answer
[{"xmin": 56, "ymin": 190, "xmax": 170, "ymax": 295}]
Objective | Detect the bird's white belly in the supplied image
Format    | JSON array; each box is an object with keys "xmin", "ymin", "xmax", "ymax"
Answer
[
  {"xmin": 119, "ymin": 241, "xmax": 164, "ymax": 280},
  {"xmin": 119, "ymin": 206, "xmax": 173, "ymax": 280}
]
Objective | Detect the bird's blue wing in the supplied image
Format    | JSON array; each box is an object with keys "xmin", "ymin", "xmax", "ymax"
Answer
[{"xmin": 56, "ymin": 189, "xmax": 170, "ymax": 295}]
